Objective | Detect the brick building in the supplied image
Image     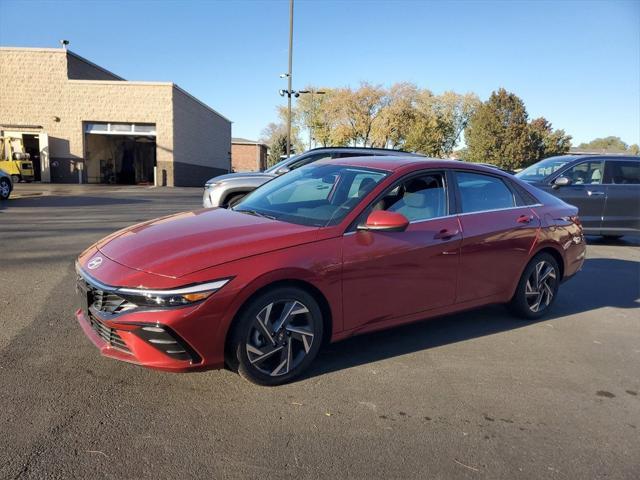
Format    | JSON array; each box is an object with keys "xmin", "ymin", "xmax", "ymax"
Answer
[
  {"xmin": 231, "ymin": 137, "xmax": 268, "ymax": 172},
  {"xmin": 0, "ymin": 47, "xmax": 231, "ymax": 186}
]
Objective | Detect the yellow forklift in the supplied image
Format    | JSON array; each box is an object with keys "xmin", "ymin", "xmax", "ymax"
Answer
[{"xmin": 0, "ymin": 135, "xmax": 35, "ymax": 183}]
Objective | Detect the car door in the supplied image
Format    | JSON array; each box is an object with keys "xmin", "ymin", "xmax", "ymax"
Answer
[
  {"xmin": 341, "ymin": 171, "xmax": 461, "ymax": 331},
  {"xmin": 602, "ymin": 159, "xmax": 640, "ymax": 234},
  {"xmin": 548, "ymin": 159, "xmax": 606, "ymax": 233},
  {"xmin": 453, "ymin": 170, "xmax": 541, "ymax": 303}
]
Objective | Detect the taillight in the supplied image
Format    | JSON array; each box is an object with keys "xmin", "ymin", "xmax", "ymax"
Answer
[{"xmin": 569, "ymin": 215, "xmax": 581, "ymax": 227}]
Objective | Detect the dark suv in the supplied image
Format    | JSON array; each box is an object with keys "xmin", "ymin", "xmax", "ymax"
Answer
[
  {"xmin": 203, "ymin": 147, "xmax": 422, "ymax": 208},
  {"xmin": 517, "ymin": 155, "xmax": 640, "ymax": 238}
]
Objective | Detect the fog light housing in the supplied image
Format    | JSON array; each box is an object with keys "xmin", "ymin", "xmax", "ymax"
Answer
[{"xmin": 135, "ymin": 325, "xmax": 202, "ymax": 363}]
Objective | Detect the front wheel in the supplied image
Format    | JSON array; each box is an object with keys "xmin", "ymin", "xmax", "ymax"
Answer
[
  {"xmin": 230, "ymin": 286, "xmax": 323, "ymax": 386},
  {"xmin": 509, "ymin": 253, "xmax": 560, "ymax": 320},
  {"xmin": 10, "ymin": 175, "xmax": 20, "ymax": 184},
  {"xmin": 225, "ymin": 192, "xmax": 246, "ymax": 209},
  {"xmin": 0, "ymin": 178, "xmax": 11, "ymax": 200}
]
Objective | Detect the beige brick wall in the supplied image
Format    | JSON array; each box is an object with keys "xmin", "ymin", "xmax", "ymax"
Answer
[
  {"xmin": 66, "ymin": 80, "xmax": 174, "ymax": 183},
  {"xmin": 66, "ymin": 52, "xmax": 123, "ymax": 81},
  {"xmin": 172, "ymin": 86, "xmax": 231, "ymax": 175},
  {"xmin": 232, "ymin": 143, "xmax": 267, "ymax": 172},
  {"xmin": 0, "ymin": 47, "xmax": 231, "ymax": 186}
]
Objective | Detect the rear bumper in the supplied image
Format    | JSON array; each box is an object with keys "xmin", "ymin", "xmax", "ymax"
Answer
[{"xmin": 563, "ymin": 232, "xmax": 587, "ymax": 280}]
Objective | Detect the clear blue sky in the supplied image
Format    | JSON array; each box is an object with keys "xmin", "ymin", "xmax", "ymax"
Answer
[{"xmin": 1, "ymin": 0, "xmax": 638, "ymax": 146}]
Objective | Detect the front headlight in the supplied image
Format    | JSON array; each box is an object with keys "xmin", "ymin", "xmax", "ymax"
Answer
[
  {"xmin": 116, "ymin": 278, "xmax": 231, "ymax": 307},
  {"xmin": 204, "ymin": 181, "xmax": 221, "ymax": 189}
]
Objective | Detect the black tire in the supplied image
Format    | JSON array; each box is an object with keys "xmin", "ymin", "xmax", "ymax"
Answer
[
  {"xmin": 230, "ymin": 286, "xmax": 323, "ymax": 386},
  {"xmin": 602, "ymin": 235, "xmax": 624, "ymax": 240},
  {"xmin": 10, "ymin": 175, "xmax": 20, "ymax": 184},
  {"xmin": 0, "ymin": 178, "xmax": 11, "ymax": 200},
  {"xmin": 225, "ymin": 193, "xmax": 246, "ymax": 209},
  {"xmin": 508, "ymin": 252, "xmax": 560, "ymax": 320}
]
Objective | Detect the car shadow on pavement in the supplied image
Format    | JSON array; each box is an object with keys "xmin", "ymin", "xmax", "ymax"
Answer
[
  {"xmin": 0, "ymin": 195, "xmax": 149, "ymax": 210},
  {"xmin": 305, "ymin": 257, "xmax": 639, "ymax": 380}
]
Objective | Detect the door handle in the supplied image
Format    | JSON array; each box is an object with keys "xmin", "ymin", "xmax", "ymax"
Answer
[
  {"xmin": 434, "ymin": 228, "xmax": 460, "ymax": 240},
  {"xmin": 587, "ymin": 190, "xmax": 605, "ymax": 196},
  {"xmin": 516, "ymin": 215, "xmax": 533, "ymax": 224}
]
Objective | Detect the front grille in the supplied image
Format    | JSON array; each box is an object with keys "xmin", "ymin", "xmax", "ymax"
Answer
[
  {"xmin": 77, "ymin": 275, "xmax": 136, "ymax": 315},
  {"xmin": 91, "ymin": 288, "xmax": 136, "ymax": 314},
  {"xmin": 88, "ymin": 314, "xmax": 132, "ymax": 354}
]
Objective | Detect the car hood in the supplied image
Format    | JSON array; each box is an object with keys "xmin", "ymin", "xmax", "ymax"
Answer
[
  {"xmin": 97, "ymin": 208, "xmax": 319, "ymax": 278},
  {"xmin": 206, "ymin": 172, "xmax": 276, "ymax": 184},
  {"xmin": 516, "ymin": 177, "xmax": 545, "ymax": 186}
]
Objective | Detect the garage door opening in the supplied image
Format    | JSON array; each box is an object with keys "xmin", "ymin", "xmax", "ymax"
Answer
[
  {"xmin": 85, "ymin": 123, "xmax": 156, "ymax": 185},
  {"xmin": 22, "ymin": 134, "xmax": 41, "ymax": 181}
]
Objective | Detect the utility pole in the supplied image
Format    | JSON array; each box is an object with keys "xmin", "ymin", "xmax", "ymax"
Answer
[{"xmin": 286, "ymin": 0, "xmax": 294, "ymax": 158}]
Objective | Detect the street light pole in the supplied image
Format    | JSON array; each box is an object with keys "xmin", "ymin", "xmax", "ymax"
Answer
[{"xmin": 286, "ymin": 0, "xmax": 294, "ymax": 158}]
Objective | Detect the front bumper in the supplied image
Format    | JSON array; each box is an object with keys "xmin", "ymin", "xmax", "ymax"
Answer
[
  {"xmin": 75, "ymin": 265, "xmax": 226, "ymax": 372},
  {"xmin": 203, "ymin": 185, "xmax": 223, "ymax": 208},
  {"xmin": 75, "ymin": 308, "xmax": 206, "ymax": 372}
]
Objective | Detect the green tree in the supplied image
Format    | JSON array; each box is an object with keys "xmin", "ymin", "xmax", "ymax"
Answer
[
  {"xmin": 267, "ymin": 133, "xmax": 289, "ymax": 167},
  {"xmin": 260, "ymin": 122, "xmax": 286, "ymax": 166},
  {"xmin": 437, "ymin": 91, "xmax": 481, "ymax": 155},
  {"xmin": 528, "ymin": 117, "xmax": 572, "ymax": 162},
  {"xmin": 578, "ymin": 136, "xmax": 630, "ymax": 153},
  {"xmin": 339, "ymin": 82, "xmax": 386, "ymax": 147},
  {"xmin": 465, "ymin": 88, "xmax": 532, "ymax": 170},
  {"xmin": 404, "ymin": 89, "xmax": 450, "ymax": 156},
  {"xmin": 370, "ymin": 82, "xmax": 418, "ymax": 149},
  {"xmin": 629, "ymin": 144, "xmax": 640, "ymax": 155},
  {"xmin": 294, "ymin": 86, "xmax": 334, "ymax": 149}
]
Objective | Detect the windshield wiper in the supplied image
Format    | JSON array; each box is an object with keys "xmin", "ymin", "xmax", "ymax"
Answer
[{"xmin": 234, "ymin": 208, "xmax": 277, "ymax": 220}]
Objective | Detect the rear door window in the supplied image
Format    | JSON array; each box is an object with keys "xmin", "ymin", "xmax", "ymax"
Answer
[
  {"xmin": 455, "ymin": 172, "xmax": 516, "ymax": 213},
  {"xmin": 604, "ymin": 160, "xmax": 640, "ymax": 184}
]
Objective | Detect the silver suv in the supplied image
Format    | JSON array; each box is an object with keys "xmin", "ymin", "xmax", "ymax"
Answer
[{"xmin": 203, "ymin": 147, "xmax": 422, "ymax": 208}]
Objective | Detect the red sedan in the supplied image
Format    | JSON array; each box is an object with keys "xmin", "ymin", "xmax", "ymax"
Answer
[{"xmin": 76, "ymin": 157, "xmax": 586, "ymax": 385}]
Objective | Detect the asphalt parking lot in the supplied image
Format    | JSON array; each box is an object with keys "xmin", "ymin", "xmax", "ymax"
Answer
[{"xmin": 1, "ymin": 184, "xmax": 639, "ymax": 479}]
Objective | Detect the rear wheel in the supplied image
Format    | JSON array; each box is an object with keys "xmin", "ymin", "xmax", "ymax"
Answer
[
  {"xmin": 10, "ymin": 175, "xmax": 20, "ymax": 184},
  {"xmin": 509, "ymin": 253, "xmax": 560, "ymax": 320},
  {"xmin": 0, "ymin": 178, "xmax": 11, "ymax": 200},
  {"xmin": 230, "ymin": 286, "xmax": 323, "ymax": 386}
]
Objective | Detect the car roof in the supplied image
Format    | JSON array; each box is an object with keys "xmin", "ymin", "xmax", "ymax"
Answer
[
  {"xmin": 545, "ymin": 154, "xmax": 639, "ymax": 163},
  {"xmin": 317, "ymin": 155, "xmax": 507, "ymax": 174},
  {"xmin": 301, "ymin": 146, "xmax": 424, "ymax": 157}
]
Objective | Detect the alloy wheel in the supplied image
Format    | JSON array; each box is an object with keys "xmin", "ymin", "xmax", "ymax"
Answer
[
  {"xmin": 0, "ymin": 180, "xmax": 10, "ymax": 199},
  {"xmin": 525, "ymin": 260, "xmax": 557, "ymax": 313},
  {"xmin": 245, "ymin": 300, "xmax": 315, "ymax": 377}
]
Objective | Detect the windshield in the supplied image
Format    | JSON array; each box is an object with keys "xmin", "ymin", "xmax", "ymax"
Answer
[
  {"xmin": 516, "ymin": 156, "xmax": 572, "ymax": 182},
  {"xmin": 263, "ymin": 154, "xmax": 300, "ymax": 174},
  {"xmin": 233, "ymin": 163, "xmax": 388, "ymax": 227}
]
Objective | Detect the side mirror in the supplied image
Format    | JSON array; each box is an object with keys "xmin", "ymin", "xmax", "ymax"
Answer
[
  {"xmin": 275, "ymin": 166, "xmax": 290, "ymax": 175},
  {"xmin": 552, "ymin": 176, "xmax": 571, "ymax": 189},
  {"xmin": 358, "ymin": 210, "xmax": 409, "ymax": 233}
]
